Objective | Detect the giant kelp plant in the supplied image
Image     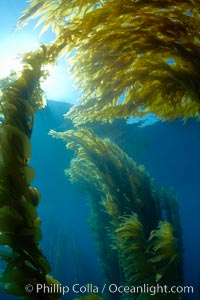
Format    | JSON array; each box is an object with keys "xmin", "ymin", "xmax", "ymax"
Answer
[
  {"xmin": 18, "ymin": 0, "xmax": 200, "ymax": 124},
  {"xmin": 0, "ymin": 49, "xmax": 60, "ymax": 299},
  {"xmin": 50, "ymin": 128, "xmax": 183, "ymax": 299}
]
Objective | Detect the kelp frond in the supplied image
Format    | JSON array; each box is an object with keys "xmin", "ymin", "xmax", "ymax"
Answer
[
  {"xmin": 148, "ymin": 221, "xmax": 179, "ymax": 283},
  {"xmin": 50, "ymin": 128, "xmax": 161, "ymax": 234},
  {"xmin": 114, "ymin": 215, "xmax": 181, "ymax": 299},
  {"xmin": 114, "ymin": 214, "xmax": 155, "ymax": 284},
  {"xmin": 50, "ymin": 128, "xmax": 183, "ymax": 293},
  {"xmin": 19, "ymin": 0, "xmax": 200, "ymax": 124}
]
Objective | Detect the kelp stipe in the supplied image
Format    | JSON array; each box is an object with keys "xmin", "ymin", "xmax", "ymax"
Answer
[
  {"xmin": 50, "ymin": 128, "xmax": 183, "ymax": 299},
  {"xmin": 0, "ymin": 49, "xmax": 60, "ymax": 299}
]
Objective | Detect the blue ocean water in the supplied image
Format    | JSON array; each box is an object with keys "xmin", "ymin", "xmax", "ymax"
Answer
[{"xmin": 0, "ymin": 100, "xmax": 199, "ymax": 299}]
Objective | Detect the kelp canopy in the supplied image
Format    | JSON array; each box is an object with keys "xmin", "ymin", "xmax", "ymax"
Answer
[{"xmin": 19, "ymin": 0, "xmax": 200, "ymax": 124}]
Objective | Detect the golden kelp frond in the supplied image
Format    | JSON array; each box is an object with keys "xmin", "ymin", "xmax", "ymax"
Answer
[
  {"xmin": 114, "ymin": 214, "xmax": 155, "ymax": 284},
  {"xmin": 18, "ymin": 0, "xmax": 99, "ymax": 35},
  {"xmin": 149, "ymin": 222, "xmax": 177, "ymax": 262},
  {"xmin": 148, "ymin": 221, "xmax": 179, "ymax": 283},
  {"xmin": 114, "ymin": 215, "xmax": 181, "ymax": 299},
  {"xmin": 50, "ymin": 127, "xmax": 161, "ymax": 235},
  {"xmin": 0, "ymin": 49, "xmax": 60, "ymax": 299},
  {"xmin": 19, "ymin": 0, "xmax": 200, "ymax": 123}
]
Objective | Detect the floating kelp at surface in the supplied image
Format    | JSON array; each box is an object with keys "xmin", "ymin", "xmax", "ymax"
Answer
[
  {"xmin": 19, "ymin": 0, "xmax": 200, "ymax": 124},
  {"xmin": 0, "ymin": 49, "xmax": 60, "ymax": 299},
  {"xmin": 50, "ymin": 128, "xmax": 183, "ymax": 299}
]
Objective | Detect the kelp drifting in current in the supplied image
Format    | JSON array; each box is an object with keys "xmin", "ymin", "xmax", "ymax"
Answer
[
  {"xmin": 50, "ymin": 128, "xmax": 183, "ymax": 299},
  {"xmin": 18, "ymin": 0, "xmax": 200, "ymax": 124},
  {"xmin": 0, "ymin": 49, "xmax": 60, "ymax": 299}
]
